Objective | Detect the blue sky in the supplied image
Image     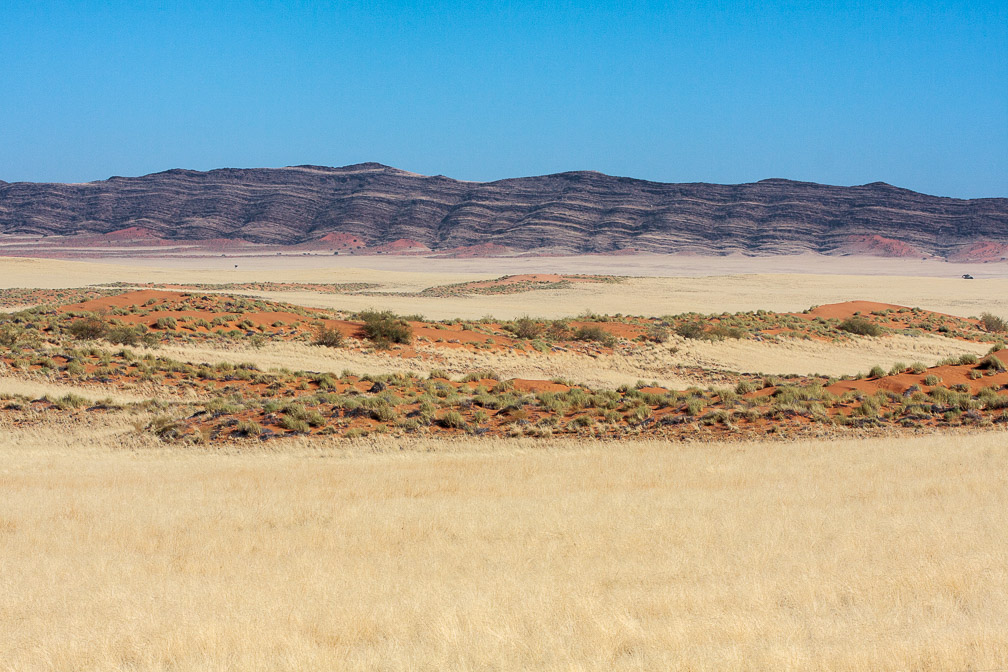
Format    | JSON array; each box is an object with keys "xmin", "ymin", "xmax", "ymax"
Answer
[{"xmin": 1, "ymin": 0, "xmax": 1005, "ymax": 197}]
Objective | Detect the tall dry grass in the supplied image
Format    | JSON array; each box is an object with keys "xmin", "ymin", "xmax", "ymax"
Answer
[{"xmin": 2, "ymin": 421, "xmax": 1007, "ymax": 670}]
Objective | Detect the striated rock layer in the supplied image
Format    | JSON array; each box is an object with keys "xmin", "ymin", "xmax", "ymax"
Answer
[{"xmin": 1, "ymin": 163, "xmax": 1006, "ymax": 257}]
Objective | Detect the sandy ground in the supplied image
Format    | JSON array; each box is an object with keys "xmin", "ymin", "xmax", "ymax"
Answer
[{"xmin": 3, "ymin": 255, "xmax": 1008, "ymax": 320}]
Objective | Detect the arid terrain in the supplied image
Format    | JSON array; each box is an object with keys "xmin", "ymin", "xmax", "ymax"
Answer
[
  {"xmin": 3, "ymin": 253, "xmax": 1008, "ymax": 670},
  {"xmin": 2, "ymin": 164, "xmax": 1007, "ymax": 258}
]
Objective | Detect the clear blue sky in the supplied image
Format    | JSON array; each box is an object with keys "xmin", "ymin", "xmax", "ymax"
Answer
[{"xmin": 1, "ymin": 0, "xmax": 1005, "ymax": 197}]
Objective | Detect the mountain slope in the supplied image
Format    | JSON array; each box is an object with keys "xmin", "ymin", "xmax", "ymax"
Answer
[{"xmin": 1, "ymin": 163, "xmax": 1006, "ymax": 257}]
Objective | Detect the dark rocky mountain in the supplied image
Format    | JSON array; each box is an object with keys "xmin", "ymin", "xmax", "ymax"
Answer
[{"xmin": 1, "ymin": 163, "xmax": 1006, "ymax": 258}]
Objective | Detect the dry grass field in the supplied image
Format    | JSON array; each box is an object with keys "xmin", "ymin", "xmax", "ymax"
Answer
[
  {"xmin": 2, "ymin": 420, "xmax": 1007, "ymax": 671},
  {"xmin": 3, "ymin": 255, "xmax": 1008, "ymax": 669}
]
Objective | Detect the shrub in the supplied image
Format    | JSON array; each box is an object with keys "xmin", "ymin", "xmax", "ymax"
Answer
[
  {"xmin": 675, "ymin": 321, "xmax": 707, "ymax": 340},
  {"xmin": 645, "ymin": 323, "xmax": 670, "ymax": 343},
  {"xmin": 106, "ymin": 323, "xmax": 149, "ymax": 346},
  {"xmin": 889, "ymin": 362, "xmax": 907, "ymax": 376},
  {"xmin": 869, "ymin": 365, "xmax": 886, "ymax": 378},
  {"xmin": 838, "ymin": 317, "xmax": 883, "ymax": 336},
  {"xmin": 313, "ymin": 324, "xmax": 344, "ymax": 348},
  {"xmin": 573, "ymin": 325, "xmax": 616, "ymax": 347},
  {"xmin": 980, "ymin": 312, "xmax": 1007, "ymax": 333},
  {"xmin": 68, "ymin": 316, "xmax": 107, "ymax": 340},
  {"xmin": 359, "ymin": 310, "xmax": 412, "ymax": 346},
  {"xmin": 924, "ymin": 374, "xmax": 941, "ymax": 386},
  {"xmin": 506, "ymin": 316, "xmax": 543, "ymax": 339}
]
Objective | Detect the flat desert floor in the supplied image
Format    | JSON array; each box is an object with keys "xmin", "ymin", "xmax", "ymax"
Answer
[{"xmin": 2, "ymin": 253, "xmax": 1008, "ymax": 670}]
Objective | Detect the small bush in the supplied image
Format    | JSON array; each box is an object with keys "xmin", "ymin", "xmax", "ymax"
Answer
[
  {"xmin": 68, "ymin": 316, "xmax": 107, "ymax": 340},
  {"xmin": 838, "ymin": 317, "xmax": 883, "ymax": 336},
  {"xmin": 675, "ymin": 321, "xmax": 707, "ymax": 340},
  {"xmin": 507, "ymin": 316, "xmax": 543, "ymax": 340},
  {"xmin": 360, "ymin": 310, "xmax": 412, "ymax": 346},
  {"xmin": 980, "ymin": 312, "xmax": 1007, "ymax": 333},
  {"xmin": 313, "ymin": 325, "xmax": 344, "ymax": 348},
  {"xmin": 573, "ymin": 325, "xmax": 616, "ymax": 347},
  {"xmin": 869, "ymin": 365, "xmax": 886, "ymax": 378},
  {"xmin": 645, "ymin": 323, "xmax": 670, "ymax": 343},
  {"xmin": 924, "ymin": 374, "xmax": 941, "ymax": 386}
]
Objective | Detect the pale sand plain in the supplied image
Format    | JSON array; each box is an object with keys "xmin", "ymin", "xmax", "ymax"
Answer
[{"xmin": 3, "ymin": 254, "xmax": 1008, "ymax": 319}]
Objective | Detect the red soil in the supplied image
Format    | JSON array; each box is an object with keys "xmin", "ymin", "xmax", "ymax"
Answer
[
  {"xmin": 949, "ymin": 241, "xmax": 1008, "ymax": 263},
  {"xmin": 799, "ymin": 301, "xmax": 908, "ymax": 321},
  {"xmin": 837, "ymin": 235, "xmax": 923, "ymax": 258},
  {"xmin": 513, "ymin": 379, "xmax": 570, "ymax": 393}
]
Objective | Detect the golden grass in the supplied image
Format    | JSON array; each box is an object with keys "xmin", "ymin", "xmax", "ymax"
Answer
[{"xmin": 3, "ymin": 421, "xmax": 1008, "ymax": 670}]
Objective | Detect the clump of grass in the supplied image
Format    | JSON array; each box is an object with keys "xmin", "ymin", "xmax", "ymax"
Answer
[
  {"xmin": 234, "ymin": 420, "xmax": 263, "ymax": 437},
  {"xmin": 923, "ymin": 374, "xmax": 941, "ymax": 386},
  {"xmin": 976, "ymin": 354, "xmax": 1006, "ymax": 372},
  {"xmin": 279, "ymin": 416, "xmax": 310, "ymax": 433},
  {"xmin": 154, "ymin": 316, "xmax": 177, "ymax": 330},
  {"xmin": 438, "ymin": 410, "xmax": 467, "ymax": 429},
  {"xmin": 869, "ymin": 365, "xmax": 886, "ymax": 378}
]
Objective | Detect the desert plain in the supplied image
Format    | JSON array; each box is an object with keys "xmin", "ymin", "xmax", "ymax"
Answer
[{"xmin": 3, "ymin": 252, "xmax": 1008, "ymax": 671}]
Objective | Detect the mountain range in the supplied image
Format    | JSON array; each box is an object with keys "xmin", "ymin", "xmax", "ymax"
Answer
[{"xmin": 1, "ymin": 163, "xmax": 1006, "ymax": 259}]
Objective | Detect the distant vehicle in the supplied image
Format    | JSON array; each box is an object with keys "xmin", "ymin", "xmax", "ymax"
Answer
[{"xmin": 962, "ymin": 274, "xmax": 974, "ymax": 279}]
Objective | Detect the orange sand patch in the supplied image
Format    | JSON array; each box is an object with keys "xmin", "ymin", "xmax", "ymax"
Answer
[
  {"xmin": 62, "ymin": 289, "xmax": 188, "ymax": 312},
  {"xmin": 800, "ymin": 301, "xmax": 906, "ymax": 321},
  {"xmin": 513, "ymin": 379, "xmax": 570, "ymax": 393}
]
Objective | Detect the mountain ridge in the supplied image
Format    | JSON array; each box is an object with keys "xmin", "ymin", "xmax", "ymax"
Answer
[{"xmin": 1, "ymin": 164, "xmax": 1006, "ymax": 258}]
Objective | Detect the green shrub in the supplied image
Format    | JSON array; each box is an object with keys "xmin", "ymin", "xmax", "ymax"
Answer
[
  {"xmin": 869, "ymin": 365, "xmax": 886, "ymax": 378},
  {"xmin": 573, "ymin": 325, "xmax": 616, "ymax": 347},
  {"xmin": 645, "ymin": 323, "xmax": 670, "ymax": 343},
  {"xmin": 106, "ymin": 323, "xmax": 150, "ymax": 346},
  {"xmin": 924, "ymin": 374, "xmax": 941, "ymax": 386},
  {"xmin": 313, "ymin": 325, "xmax": 344, "ymax": 348},
  {"xmin": 67, "ymin": 316, "xmax": 107, "ymax": 340},
  {"xmin": 359, "ymin": 310, "xmax": 412, "ymax": 346},
  {"xmin": 980, "ymin": 312, "xmax": 1007, "ymax": 333},
  {"xmin": 506, "ymin": 316, "xmax": 543, "ymax": 339},
  {"xmin": 675, "ymin": 321, "xmax": 707, "ymax": 340},
  {"xmin": 838, "ymin": 317, "xmax": 883, "ymax": 336}
]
